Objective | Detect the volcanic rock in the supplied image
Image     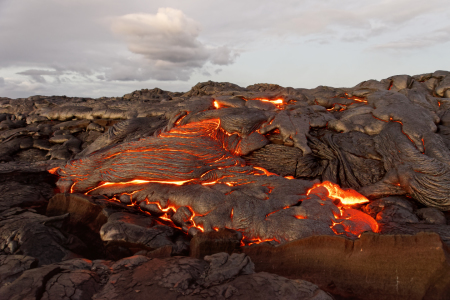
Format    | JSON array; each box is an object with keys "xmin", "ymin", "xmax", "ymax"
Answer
[
  {"xmin": 190, "ymin": 228, "xmax": 241, "ymax": 259},
  {"xmin": 32, "ymin": 139, "xmax": 52, "ymax": 150},
  {"xmin": 47, "ymin": 193, "xmax": 108, "ymax": 233},
  {"xmin": 363, "ymin": 197, "xmax": 419, "ymax": 224},
  {"xmin": 51, "ymin": 119, "xmax": 91, "ymax": 131},
  {"xmin": 100, "ymin": 212, "xmax": 189, "ymax": 257},
  {"xmin": 0, "ymin": 208, "xmax": 85, "ymax": 265},
  {"xmin": 75, "ymin": 116, "xmax": 167, "ymax": 158},
  {"xmin": 2, "ymin": 71, "xmax": 450, "ymax": 299},
  {"xmin": 0, "ymin": 258, "xmax": 104, "ymax": 300},
  {"xmin": 0, "ymin": 254, "xmax": 333, "ymax": 300},
  {"xmin": 243, "ymin": 231, "xmax": 450, "ymax": 300},
  {"xmin": 49, "ymin": 134, "xmax": 72, "ymax": 144},
  {"xmin": 183, "ymin": 81, "xmax": 247, "ymax": 97},
  {"xmin": 47, "ymin": 144, "xmax": 72, "ymax": 160},
  {"xmin": 244, "ymin": 143, "xmax": 305, "ymax": 177},
  {"xmin": 0, "ymin": 255, "xmax": 38, "ymax": 288},
  {"xmin": 0, "ymin": 264, "xmax": 63, "ymax": 300},
  {"xmin": 86, "ymin": 122, "xmax": 104, "ymax": 132},
  {"xmin": 0, "ymin": 160, "xmax": 62, "ymax": 185},
  {"xmin": 93, "ymin": 253, "xmax": 332, "ymax": 300},
  {"xmin": 0, "ymin": 181, "xmax": 49, "ymax": 212},
  {"xmin": 14, "ymin": 148, "xmax": 48, "ymax": 162},
  {"xmin": 416, "ymin": 207, "xmax": 447, "ymax": 225}
]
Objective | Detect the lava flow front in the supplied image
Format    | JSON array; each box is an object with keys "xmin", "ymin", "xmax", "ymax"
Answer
[{"xmin": 53, "ymin": 110, "xmax": 378, "ymax": 244}]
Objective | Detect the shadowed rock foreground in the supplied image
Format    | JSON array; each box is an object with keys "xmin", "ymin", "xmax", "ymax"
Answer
[{"xmin": 1, "ymin": 71, "xmax": 450, "ymax": 299}]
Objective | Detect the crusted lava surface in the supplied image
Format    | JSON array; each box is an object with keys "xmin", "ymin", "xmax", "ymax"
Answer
[{"xmin": 1, "ymin": 71, "xmax": 450, "ymax": 300}]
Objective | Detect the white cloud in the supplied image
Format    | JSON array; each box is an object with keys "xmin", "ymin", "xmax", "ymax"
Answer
[{"xmin": 109, "ymin": 8, "xmax": 239, "ymax": 81}]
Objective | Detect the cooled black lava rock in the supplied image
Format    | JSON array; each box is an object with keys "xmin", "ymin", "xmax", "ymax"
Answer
[{"xmin": 1, "ymin": 70, "xmax": 450, "ymax": 300}]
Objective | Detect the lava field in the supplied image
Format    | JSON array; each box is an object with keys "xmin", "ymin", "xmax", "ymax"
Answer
[{"xmin": 1, "ymin": 71, "xmax": 450, "ymax": 300}]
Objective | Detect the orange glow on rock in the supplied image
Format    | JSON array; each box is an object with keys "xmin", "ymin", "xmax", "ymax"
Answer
[
  {"xmin": 85, "ymin": 179, "xmax": 194, "ymax": 195},
  {"xmin": 307, "ymin": 181, "xmax": 369, "ymax": 206},
  {"xmin": 55, "ymin": 114, "xmax": 380, "ymax": 244},
  {"xmin": 260, "ymin": 99, "xmax": 283, "ymax": 105},
  {"xmin": 175, "ymin": 114, "xmax": 188, "ymax": 126},
  {"xmin": 339, "ymin": 208, "xmax": 379, "ymax": 234},
  {"xmin": 48, "ymin": 167, "xmax": 60, "ymax": 175},
  {"xmin": 253, "ymin": 166, "xmax": 277, "ymax": 176},
  {"xmin": 213, "ymin": 100, "xmax": 220, "ymax": 109},
  {"xmin": 307, "ymin": 181, "xmax": 378, "ymax": 236},
  {"xmin": 242, "ymin": 236, "xmax": 280, "ymax": 247},
  {"xmin": 251, "ymin": 98, "xmax": 285, "ymax": 109},
  {"xmin": 348, "ymin": 96, "xmax": 367, "ymax": 103}
]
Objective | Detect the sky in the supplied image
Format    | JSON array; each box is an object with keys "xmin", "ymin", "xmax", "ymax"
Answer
[{"xmin": 0, "ymin": 0, "xmax": 449, "ymax": 98}]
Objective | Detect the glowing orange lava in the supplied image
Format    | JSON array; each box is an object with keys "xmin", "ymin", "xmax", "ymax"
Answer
[
  {"xmin": 307, "ymin": 181, "xmax": 369, "ymax": 206},
  {"xmin": 339, "ymin": 208, "xmax": 379, "ymax": 234},
  {"xmin": 240, "ymin": 236, "xmax": 280, "ymax": 247},
  {"xmin": 54, "ymin": 104, "xmax": 380, "ymax": 244},
  {"xmin": 249, "ymin": 98, "xmax": 286, "ymax": 109},
  {"xmin": 258, "ymin": 99, "xmax": 284, "ymax": 105},
  {"xmin": 85, "ymin": 179, "xmax": 194, "ymax": 195},
  {"xmin": 48, "ymin": 167, "xmax": 60, "ymax": 175},
  {"xmin": 307, "ymin": 181, "xmax": 377, "ymax": 236}
]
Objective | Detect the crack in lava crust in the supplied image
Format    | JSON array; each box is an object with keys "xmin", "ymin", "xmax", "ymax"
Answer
[{"xmin": 55, "ymin": 118, "xmax": 378, "ymax": 244}]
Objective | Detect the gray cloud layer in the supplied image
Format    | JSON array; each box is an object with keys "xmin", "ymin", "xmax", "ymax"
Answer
[{"xmin": 0, "ymin": 0, "xmax": 449, "ymax": 98}]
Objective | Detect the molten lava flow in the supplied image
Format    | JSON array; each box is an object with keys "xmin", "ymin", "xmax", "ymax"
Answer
[
  {"xmin": 48, "ymin": 167, "xmax": 60, "ymax": 175},
  {"xmin": 339, "ymin": 208, "xmax": 379, "ymax": 234},
  {"xmin": 54, "ymin": 111, "xmax": 380, "ymax": 244},
  {"xmin": 257, "ymin": 98, "xmax": 284, "ymax": 105},
  {"xmin": 85, "ymin": 179, "xmax": 194, "ymax": 195},
  {"xmin": 347, "ymin": 96, "xmax": 367, "ymax": 103},
  {"xmin": 55, "ymin": 119, "xmax": 270, "ymax": 193},
  {"xmin": 258, "ymin": 98, "xmax": 285, "ymax": 109},
  {"xmin": 252, "ymin": 166, "xmax": 278, "ymax": 176},
  {"xmin": 307, "ymin": 181, "xmax": 377, "ymax": 236},
  {"xmin": 307, "ymin": 181, "xmax": 369, "ymax": 206}
]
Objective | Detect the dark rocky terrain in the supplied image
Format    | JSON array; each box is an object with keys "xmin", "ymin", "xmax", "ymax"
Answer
[{"xmin": 1, "ymin": 71, "xmax": 450, "ymax": 300}]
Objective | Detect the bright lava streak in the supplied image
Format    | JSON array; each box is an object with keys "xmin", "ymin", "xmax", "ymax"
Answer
[{"xmin": 307, "ymin": 181, "xmax": 369, "ymax": 206}]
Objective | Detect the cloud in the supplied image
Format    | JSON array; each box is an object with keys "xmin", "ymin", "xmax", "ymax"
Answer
[
  {"xmin": 0, "ymin": 77, "xmax": 4, "ymax": 87},
  {"xmin": 0, "ymin": 0, "xmax": 449, "ymax": 99},
  {"xmin": 253, "ymin": 0, "xmax": 449, "ymax": 45},
  {"xmin": 109, "ymin": 8, "xmax": 239, "ymax": 81},
  {"xmin": 16, "ymin": 69, "xmax": 66, "ymax": 83},
  {"xmin": 209, "ymin": 46, "xmax": 238, "ymax": 65},
  {"xmin": 202, "ymin": 70, "xmax": 211, "ymax": 76},
  {"xmin": 370, "ymin": 26, "xmax": 450, "ymax": 50}
]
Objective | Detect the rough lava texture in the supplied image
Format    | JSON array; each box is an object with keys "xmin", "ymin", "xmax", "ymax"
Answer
[
  {"xmin": 1, "ymin": 71, "xmax": 450, "ymax": 299},
  {"xmin": 0, "ymin": 253, "xmax": 332, "ymax": 300}
]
